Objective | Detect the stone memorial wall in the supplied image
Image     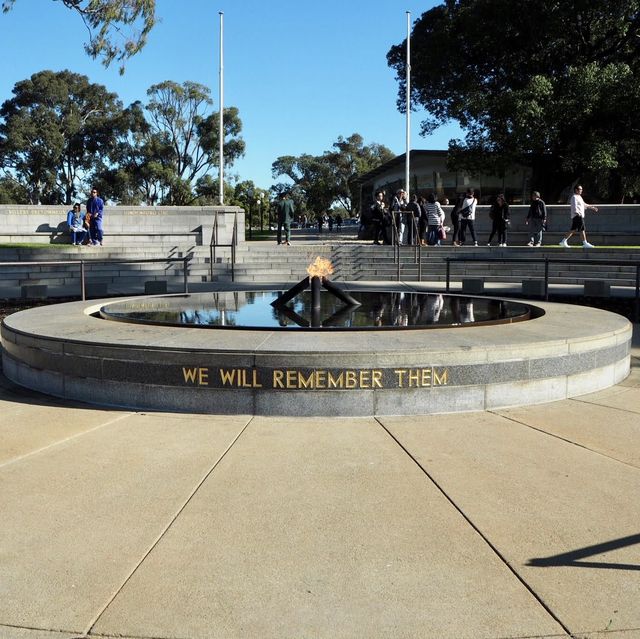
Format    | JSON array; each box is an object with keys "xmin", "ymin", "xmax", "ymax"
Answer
[{"xmin": 0, "ymin": 205, "xmax": 245, "ymax": 246}]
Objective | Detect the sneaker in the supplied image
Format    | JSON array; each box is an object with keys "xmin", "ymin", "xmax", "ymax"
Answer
[
  {"xmin": 474, "ymin": 241, "xmax": 478, "ymax": 246},
  {"xmin": 527, "ymin": 241, "xmax": 534, "ymax": 247},
  {"xmin": 559, "ymin": 239, "xmax": 569, "ymax": 248},
  {"xmin": 487, "ymin": 243, "xmax": 492, "ymax": 246},
  {"xmin": 583, "ymin": 241, "xmax": 595, "ymax": 249},
  {"xmin": 534, "ymin": 243, "xmax": 541, "ymax": 247}
]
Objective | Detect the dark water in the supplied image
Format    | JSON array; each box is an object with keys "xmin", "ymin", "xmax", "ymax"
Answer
[{"xmin": 100, "ymin": 290, "xmax": 541, "ymax": 330}]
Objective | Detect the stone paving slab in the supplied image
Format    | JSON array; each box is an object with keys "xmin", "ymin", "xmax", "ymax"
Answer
[
  {"xmin": 498, "ymin": 397, "xmax": 640, "ymax": 468},
  {"xmin": 0, "ymin": 629, "xmax": 80, "ymax": 639},
  {"xmin": 384, "ymin": 412, "xmax": 640, "ymax": 636},
  {"xmin": 92, "ymin": 417, "xmax": 565, "ymax": 639},
  {"xmin": 0, "ymin": 412, "xmax": 250, "ymax": 634},
  {"xmin": 0, "ymin": 393, "xmax": 132, "ymax": 465},
  {"xmin": 575, "ymin": 385, "xmax": 640, "ymax": 414},
  {"xmin": 575, "ymin": 631, "xmax": 640, "ymax": 638}
]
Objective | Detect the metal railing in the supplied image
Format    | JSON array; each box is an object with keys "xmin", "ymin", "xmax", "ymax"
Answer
[
  {"xmin": 391, "ymin": 211, "xmax": 423, "ymax": 281},
  {"xmin": 210, "ymin": 210, "xmax": 238, "ymax": 282},
  {"xmin": 444, "ymin": 256, "xmax": 640, "ymax": 320},
  {"xmin": 0, "ymin": 256, "xmax": 191, "ymax": 300}
]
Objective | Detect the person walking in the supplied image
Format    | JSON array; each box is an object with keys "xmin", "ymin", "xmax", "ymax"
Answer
[
  {"xmin": 86, "ymin": 187, "xmax": 104, "ymax": 246},
  {"xmin": 276, "ymin": 191, "xmax": 295, "ymax": 245},
  {"xmin": 526, "ymin": 191, "xmax": 547, "ymax": 247},
  {"xmin": 559, "ymin": 185, "xmax": 598, "ymax": 248},
  {"xmin": 487, "ymin": 194, "xmax": 509, "ymax": 246},
  {"xmin": 486, "ymin": 194, "xmax": 510, "ymax": 246},
  {"xmin": 459, "ymin": 188, "xmax": 478, "ymax": 246}
]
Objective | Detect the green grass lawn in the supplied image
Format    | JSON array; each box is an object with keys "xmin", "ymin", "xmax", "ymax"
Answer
[{"xmin": 0, "ymin": 243, "xmax": 73, "ymax": 249}]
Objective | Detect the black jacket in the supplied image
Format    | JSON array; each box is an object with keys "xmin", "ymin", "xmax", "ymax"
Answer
[{"xmin": 527, "ymin": 199, "xmax": 547, "ymax": 220}]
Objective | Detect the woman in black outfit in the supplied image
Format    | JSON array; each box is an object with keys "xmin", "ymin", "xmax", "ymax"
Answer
[{"xmin": 487, "ymin": 194, "xmax": 510, "ymax": 247}]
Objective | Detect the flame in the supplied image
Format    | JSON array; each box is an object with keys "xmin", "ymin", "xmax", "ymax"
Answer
[{"xmin": 307, "ymin": 256, "xmax": 334, "ymax": 279}]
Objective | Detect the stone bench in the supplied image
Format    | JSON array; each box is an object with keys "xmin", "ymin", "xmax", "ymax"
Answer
[
  {"xmin": 521, "ymin": 279, "xmax": 545, "ymax": 297},
  {"xmin": 462, "ymin": 278, "xmax": 485, "ymax": 294},
  {"xmin": 584, "ymin": 280, "xmax": 611, "ymax": 297}
]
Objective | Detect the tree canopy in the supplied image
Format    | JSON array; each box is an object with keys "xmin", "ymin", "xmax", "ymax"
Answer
[
  {"xmin": 100, "ymin": 81, "xmax": 245, "ymax": 205},
  {"xmin": 0, "ymin": 70, "xmax": 124, "ymax": 204},
  {"xmin": 0, "ymin": 72, "xmax": 245, "ymax": 205},
  {"xmin": 2, "ymin": 0, "xmax": 156, "ymax": 73},
  {"xmin": 388, "ymin": 0, "xmax": 640, "ymax": 201},
  {"xmin": 271, "ymin": 134, "xmax": 394, "ymax": 215}
]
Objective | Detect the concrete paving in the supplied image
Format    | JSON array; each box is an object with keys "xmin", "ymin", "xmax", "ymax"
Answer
[{"xmin": 0, "ymin": 325, "xmax": 639, "ymax": 639}]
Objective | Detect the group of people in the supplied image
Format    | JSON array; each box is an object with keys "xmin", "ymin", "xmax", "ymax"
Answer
[
  {"xmin": 369, "ymin": 185, "xmax": 598, "ymax": 248},
  {"xmin": 66, "ymin": 188, "xmax": 105, "ymax": 246},
  {"xmin": 370, "ymin": 188, "xmax": 451, "ymax": 247}
]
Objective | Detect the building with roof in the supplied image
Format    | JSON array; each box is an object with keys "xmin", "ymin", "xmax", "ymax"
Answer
[{"xmin": 353, "ymin": 150, "xmax": 532, "ymax": 209}]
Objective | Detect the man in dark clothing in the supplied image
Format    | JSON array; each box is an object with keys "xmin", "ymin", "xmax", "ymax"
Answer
[
  {"xmin": 276, "ymin": 192, "xmax": 295, "ymax": 245},
  {"xmin": 404, "ymin": 194, "xmax": 422, "ymax": 245},
  {"xmin": 370, "ymin": 191, "xmax": 389, "ymax": 245},
  {"xmin": 526, "ymin": 191, "xmax": 547, "ymax": 247},
  {"xmin": 86, "ymin": 187, "xmax": 105, "ymax": 246}
]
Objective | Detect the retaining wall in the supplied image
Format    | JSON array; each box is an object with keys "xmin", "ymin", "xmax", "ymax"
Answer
[{"xmin": 0, "ymin": 205, "xmax": 245, "ymax": 247}]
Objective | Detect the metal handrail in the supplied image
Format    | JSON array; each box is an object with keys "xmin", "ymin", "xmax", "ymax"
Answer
[
  {"xmin": 444, "ymin": 256, "xmax": 640, "ymax": 320},
  {"xmin": 209, "ymin": 210, "xmax": 238, "ymax": 282},
  {"xmin": 0, "ymin": 256, "xmax": 191, "ymax": 300},
  {"xmin": 391, "ymin": 212, "xmax": 423, "ymax": 281}
]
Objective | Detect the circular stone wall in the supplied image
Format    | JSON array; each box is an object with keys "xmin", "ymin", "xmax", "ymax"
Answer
[{"xmin": 0, "ymin": 292, "xmax": 631, "ymax": 416}]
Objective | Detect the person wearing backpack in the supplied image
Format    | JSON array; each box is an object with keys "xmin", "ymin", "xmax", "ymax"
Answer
[{"xmin": 459, "ymin": 188, "xmax": 478, "ymax": 246}]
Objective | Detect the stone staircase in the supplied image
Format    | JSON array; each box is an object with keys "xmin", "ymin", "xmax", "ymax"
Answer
[
  {"xmin": 210, "ymin": 242, "xmax": 640, "ymax": 288},
  {"xmin": 2, "ymin": 241, "xmax": 640, "ymax": 299}
]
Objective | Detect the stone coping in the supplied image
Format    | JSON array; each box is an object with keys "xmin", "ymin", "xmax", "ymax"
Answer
[{"xmin": 1, "ymin": 285, "xmax": 632, "ymax": 416}]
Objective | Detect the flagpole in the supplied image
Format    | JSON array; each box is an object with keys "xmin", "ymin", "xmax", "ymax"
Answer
[
  {"xmin": 218, "ymin": 11, "xmax": 224, "ymax": 205},
  {"xmin": 405, "ymin": 11, "xmax": 411, "ymax": 199}
]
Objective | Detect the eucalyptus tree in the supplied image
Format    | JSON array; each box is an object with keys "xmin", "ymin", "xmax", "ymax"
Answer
[
  {"xmin": 0, "ymin": 70, "xmax": 125, "ymax": 204},
  {"xmin": 271, "ymin": 133, "xmax": 394, "ymax": 215},
  {"xmin": 388, "ymin": 0, "xmax": 640, "ymax": 201},
  {"xmin": 2, "ymin": 0, "xmax": 156, "ymax": 73},
  {"xmin": 142, "ymin": 81, "xmax": 245, "ymax": 205}
]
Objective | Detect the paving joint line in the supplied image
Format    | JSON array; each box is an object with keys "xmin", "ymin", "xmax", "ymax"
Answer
[
  {"xmin": 82, "ymin": 416, "xmax": 255, "ymax": 636},
  {"xmin": 490, "ymin": 410, "xmax": 640, "ymax": 472},
  {"xmin": 0, "ymin": 621, "xmax": 82, "ymax": 636},
  {"xmin": 0, "ymin": 412, "xmax": 135, "ymax": 470},
  {"xmin": 374, "ymin": 416, "xmax": 574, "ymax": 638}
]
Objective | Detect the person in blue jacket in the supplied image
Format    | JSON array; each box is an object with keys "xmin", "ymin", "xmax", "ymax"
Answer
[
  {"xmin": 66, "ymin": 203, "xmax": 87, "ymax": 245},
  {"xmin": 86, "ymin": 187, "xmax": 105, "ymax": 246}
]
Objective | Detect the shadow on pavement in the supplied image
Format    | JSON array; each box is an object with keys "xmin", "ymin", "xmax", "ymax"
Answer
[{"xmin": 528, "ymin": 533, "xmax": 640, "ymax": 571}]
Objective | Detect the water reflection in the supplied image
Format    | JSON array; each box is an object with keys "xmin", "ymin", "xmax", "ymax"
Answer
[{"xmin": 101, "ymin": 291, "xmax": 539, "ymax": 330}]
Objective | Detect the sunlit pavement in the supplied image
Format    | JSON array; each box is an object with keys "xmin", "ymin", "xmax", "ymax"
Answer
[{"xmin": 0, "ymin": 326, "xmax": 639, "ymax": 639}]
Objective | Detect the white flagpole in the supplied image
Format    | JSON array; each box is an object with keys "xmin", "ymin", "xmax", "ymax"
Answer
[
  {"xmin": 218, "ymin": 11, "xmax": 224, "ymax": 205},
  {"xmin": 405, "ymin": 11, "xmax": 411, "ymax": 199}
]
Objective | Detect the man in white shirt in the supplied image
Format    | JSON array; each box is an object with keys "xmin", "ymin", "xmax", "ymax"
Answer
[{"xmin": 559, "ymin": 185, "xmax": 598, "ymax": 248}]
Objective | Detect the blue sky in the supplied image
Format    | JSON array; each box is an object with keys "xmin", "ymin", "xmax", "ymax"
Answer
[{"xmin": 1, "ymin": 0, "xmax": 462, "ymax": 189}]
